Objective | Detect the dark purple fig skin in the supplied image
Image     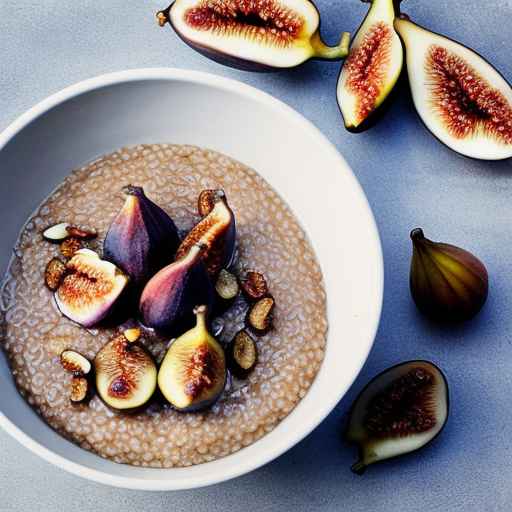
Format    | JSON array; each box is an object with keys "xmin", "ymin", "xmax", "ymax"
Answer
[
  {"xmin": 139, "ymin": 244, "xmax": 214, "ymax": 336},
  {"xmin": 103, "ymin": 186, "xmax": 180, "ymax": 290}
]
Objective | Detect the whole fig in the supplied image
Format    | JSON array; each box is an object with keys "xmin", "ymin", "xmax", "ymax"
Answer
[
  {"xmin": 409, "ymin": 228, "xmax": 488, "ymax": 322},
  {"xmin": 103, "ymin": 186, "xmax": 180, "ymax": 290}
]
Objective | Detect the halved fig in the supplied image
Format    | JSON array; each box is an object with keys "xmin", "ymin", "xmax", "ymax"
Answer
[
  {"xmin": 346, "ymin": 360, "xmax": 449, "ymax": 474},
  {"xmin": 60, "ymin": 349, "xmax": 92, "ymax": 375},
  {"xmin": 55, "ymin": 249, "xmax": 129, "ymax": 327},
  {"xmin": 337, "ymin": 0, "xmax": 403, "ymax": 132},
  {"xmin": 103, "ymin": 185, "xmax": 180, "ymax": 290},
  {"xmin": 246, "ymin": 296, "xmax": 275, "ymax": 335},
  {"xmin": 94, "ymin": 333, "xmax": 157, "ymax": 411},
  {"xmin": 158, "ymin": 0, "xmax": 350, "ymax": 71},
  {"xmin": 158, "ymin": 305, "xmax": 226, "ymax": 411},
  {"xmin": 140, "ymin": 243, "xmax": 214, "ymax": 335},
  {"xmin": 395, "ymin": 16, "xmax": 512, "ymax": 160},
  {"xmin": 175, "ymin": 190, "xmax": 236, "ymax": 277},
  {"xmin": 197, "ymin": 189, "xmax": 217, "ymax": 217}
]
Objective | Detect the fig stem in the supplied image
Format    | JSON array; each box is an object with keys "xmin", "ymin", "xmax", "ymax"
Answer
[
  {"xmin": 410, "ymin": 228, "xmax": 425, "ymax": 242},
  {"xmin": 310, "ymin": 31, "xmax": 350, "ymax": 60},
  {"xmin": 156, "ymin": 6, "xmax": 171, "ymax": 27},
  {"xmin": 351, "ymin": 460, "xmax": 367, "ymax": 475},
  {"xmin": 193, "ymin": 305, "xmax": 208, "ymax": 329}
]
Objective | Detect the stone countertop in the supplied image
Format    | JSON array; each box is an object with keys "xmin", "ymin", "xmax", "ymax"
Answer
[{"xmin": 1, "ymin": 0, "xmax": 511, "ymax": 510}]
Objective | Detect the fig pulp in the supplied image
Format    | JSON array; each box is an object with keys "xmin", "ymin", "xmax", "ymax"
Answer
[
  {"xmin": 394, "ymin": 16, "xmax": 512, "ymax": 160},
  {"xmin": 103, "ymin": 186, "xmax": 180, "ymax": 290},
  {"xmin": 175, "ymin": 190, "xmax": 236, "ymax": 278},
  {"xmin": 158, "ymin": 305, "xmax": 226, "ymax": 411},
  {"xmin": 347, "ymin": 361, "xmax": 449, "ymax": 474},
  {"xmin": 140, "ymin": 243, "xmax": 214, "ymax": 335},
  {"xmin": 158, "ymin": 0, "xmax": 350, "ymax": 71},
  {"xmin": 410, "ymin": 228, "xmax": 488, "ymax": 322},
  {"xmin": 55, "ymin": 249, "xmax": 129, "ymax": 327},
  {"xmin": 95, "ymin": 332, "xmax": 157, "ymax": 411},
  {"xmin": 337, "ymin": 0, "xmax": 403, "ymax": 132}
]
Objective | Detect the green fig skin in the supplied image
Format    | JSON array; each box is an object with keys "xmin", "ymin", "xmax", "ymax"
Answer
[{"xmin": 410, "ymin": 228, "xmax": 488, "ymax": 322}]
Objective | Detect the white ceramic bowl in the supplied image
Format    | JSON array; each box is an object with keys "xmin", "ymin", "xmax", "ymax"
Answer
[{"xmin": 0, "ymin": 68, "xmax": 383, "ymax": 490}]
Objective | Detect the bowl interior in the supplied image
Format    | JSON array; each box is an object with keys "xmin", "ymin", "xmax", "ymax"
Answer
[{"xmin": 0, "ymin": 69, "xmax": 382, "ymax": 490}]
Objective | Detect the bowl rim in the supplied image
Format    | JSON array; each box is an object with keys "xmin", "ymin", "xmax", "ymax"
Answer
[{"xmin": 0, "ymin": 67, "xmax": 383, "ymax": 490}]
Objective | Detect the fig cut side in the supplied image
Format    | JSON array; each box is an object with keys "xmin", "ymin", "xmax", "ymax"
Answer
[
  {"xmin": 337, "ymin": 0, "xmax": 403, "ymax": 131},
  {"xmin": 395, "ymin": 16, "xmax": 512, "ymax": 160},
  {"xmin": 346, "ymin": 360, "xmax": 449, "ymax": 475},
  {"xmin": 160, "ymin": 0, "xmax": 350, "ymax": 71}
]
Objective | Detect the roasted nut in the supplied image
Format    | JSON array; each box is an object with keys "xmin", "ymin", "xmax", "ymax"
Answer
[
  {"xmin": 44, "ymin": 258, "xmax": 67, "ymax": 291},
  {"xmin": 66, "ymin": 226, "xmax": 98, "ymax": 240},
  {"xmin": 197, "ymin": 189, "xmax": 217, "ymax": 217},
  {"xmin": 70, "ymin": 376, "xmax": 89, "ymax": 403},
  {"xmin": 228, "ymin": 330, "xmax": 257, "ymax": 378},
  {"xmin": 246, "ymin": 296, "xmax": 275, "ymax": 335},
  {"xmin": 215, "ymin": 269, "xmax": 239, "ymax": 301},
  {"xmin": 240, "ymin": 271, "xmax": 268, "ymax": 302},
  {"xmin": 60, "ymin": 349, "xmax": 92, "ymax": 375},
  {"xmin": 124, "ymin": 327, "xmax": 142, "ymax": 343},
  {"xmin": 42, "ymin": 222, "xmax": 71, "ymax": 242},
  {"xmin": 60, "ymin": 237, "xmax": 81, "ymax": 258}
]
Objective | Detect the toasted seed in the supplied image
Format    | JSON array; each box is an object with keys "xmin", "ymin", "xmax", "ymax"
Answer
[
  {"xmin": 70, "ymin": 376, "xmax": 89, "ymax": 403},
  {"xmin": 124, "ymin": 327, "xmax": 142, "ymax": 343},
  {"xmin": 60, "ymin": 237, "xmax": 81, "ymax": 258},
  {"xmin": 42, "ymin": 222, "xmax": 71, "ymax": 242},
  {"xmin": 229, "ymin": 330, "xmax": 257, "ymax": 377},
  {"xmin": 60, "ymin": 349, "xmax": 92, "ymax": 375},
  {"xmin": 215, "ymin": 269, "xmax": 239, "ymax": 300},
  {"xmin": 66, "ymin": 226, "xmax": 97, "ymax": 240},
  {"xmin": 246, "ymin": 296, "xmax": 275, "ymax": 335},
  {"xmin": 240, "ymin": 271, "xmax": 268, "ymax": 302},
  {"xmin": 44, "ymin": 258, "xmax": 67, "ymax": 291}
]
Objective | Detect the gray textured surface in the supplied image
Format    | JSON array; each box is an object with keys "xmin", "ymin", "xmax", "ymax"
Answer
[{"xmin": 1, "ymin": 0, "xmax": 512, "ymax": 510}]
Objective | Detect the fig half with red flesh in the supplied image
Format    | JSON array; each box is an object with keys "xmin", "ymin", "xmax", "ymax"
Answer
[
  {"xmin": 158, "ymin": 0, "xmax": 350, "ymax": 71},
  {"xmin": 55, "ymin": 249, "xmax": 129, "ymax": 327},
  {"xmin": 395, "ymin": 16, "xmax": 512, "ymax": 160},
  {"xmin": 346, "ymin": 360, "xmax": 449, "ymax": 474},
  {"xmin": 176, "ymin": 190, "xmax": 236, "ymax": 278},
  {"xmin": 337, "ymin": 0, "xmax": 403, "ymax": 132}
]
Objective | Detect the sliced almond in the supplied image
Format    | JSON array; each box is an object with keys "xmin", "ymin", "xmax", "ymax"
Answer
[
  {"xmin": 60, "ymin": 349, "xmax": 91, "ymax": 375},
  {"xmin": 70, "ymin": 376, "xmax": 89, "ymax": 403},
  {"xmin": 42, "ymin": 222, "xmax": 70, "ymax": 242},
  {"xmin": 66, "ymin": 226, "xmax": 98, "ymax": 240},
  {"xmin": 246, "ymin": 296, "xmax": 275, "ymax": 335}
]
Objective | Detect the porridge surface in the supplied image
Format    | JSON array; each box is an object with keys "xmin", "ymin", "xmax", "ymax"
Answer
[{"xmin": 0, "ymin": 144, "xmax": 327, "ymax": 467}]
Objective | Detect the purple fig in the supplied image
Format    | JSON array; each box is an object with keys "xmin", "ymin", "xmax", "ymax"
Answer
[
  {"xmin": 55, "ymin": 249, "xmax": 129, "ymax": 327},
  {"xmin": 176, "ymin": 190, "xmax": 236, "ymax": 278},
  {"xmin": 103, "ymin": 186, "xmax": 180, "ymax": 289},
  {"xmin": 139, "ymin": 243, "xmax": 214, "ymax": 335},
  {"xmin": 410, "ymin": 228, "xmax": 488, "ymax": 322}
]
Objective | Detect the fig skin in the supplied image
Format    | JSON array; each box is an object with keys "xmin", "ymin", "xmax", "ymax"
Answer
[
  {"xmin": 157, "ymin": 305, "xmax": 226, "ymax": 411},
  {"xmin": 139, "ymin": 243, "xmax": 214, "ymax": 336},
  {"xmin": 103, "ymin": 185, "xmax": 180, "ymax": 290},
  {"xmin": 347, "ymin": 360, "xmax": 449, "ymax": 475},
  {"xmin": 158, "ymin": 1, "xmax": 351, "ymax": 72},
  {"xmin": 410, "ymin": 228, "xmax": 488, "ymax": 322},
  {"xmin": 176, "ymin": 190, "xmax": 236, "ymax": 278}
]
